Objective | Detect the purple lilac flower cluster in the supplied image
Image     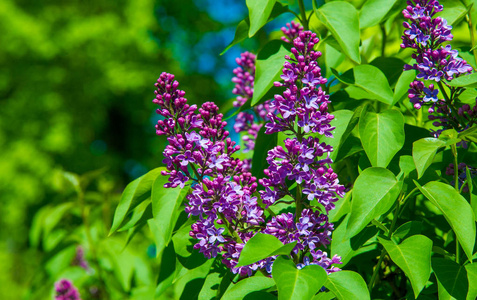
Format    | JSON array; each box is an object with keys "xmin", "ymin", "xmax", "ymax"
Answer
[
  {"xmin": 72, "ymin": 246, "xmax": 89, "ymax": 270},
  {"xmin": 54, "ymin": 279, "xmax": 81, "ymax": 300},
  {"xmin": 401, "ymin": 0, "xmax": 476, "ymax": 138},
  {"xmin": 259, "ymin": 30, "xmax": 344, "ymax": 271},
  {"xmin": 281, "ymin": 21, "xmax": 304, "ymax": 44},
  {"xmin": 446, "ymin": 162, "xmax": 477, "ymax": 193},
  {"xmin": 155, "ymin": 28, "xmax": 343, "ymax": 276},
  {"xmin": 154, "ymin": 72, "xmax": 268, "ymax": 275},
  {"xmin": 401, "ymin": 0, "xmax": 472, "ymax": 88}
]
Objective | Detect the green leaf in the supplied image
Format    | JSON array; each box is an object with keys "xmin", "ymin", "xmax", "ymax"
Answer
[
  {"xmin": 246, "ymin": 0, "xmax": 277, "ymax": 37},
  {"xmin": 359, "ymin": 109, "xmax": 405, "ymax": 167},
  {"xmin": 379, "ymin": 235, "xmax": 432, "ymax": 298},
  {"xmin": 438, "ymin": 128, "xmax": 461, "ymax": 146},
  {"xmin": 392, "ymin": 221, "xmax": 423, "ymax": 242},
  {"xmin": 222, "ymin": 276, "xmax": 276, "ymax": 300},
  {"xmin": 149, "ymin": 175, "xmax": 189, "ymax": 255},
  {"xmin": 118, "ymin": 200, "xmax": 151, "ymax": 232},
  {"xmin": 325, "ymin": 271, "xmax": 370, "ymax": 300},
  {"xmin": 465, "ymin": 263, "xmax": 477, "ymax": 300},
  {"xmin": 252, "ymin": 127, "xmax": 278, "ymax": 179},
  {"xmin": 415, "ymin": 181, "xmax": 476, "ymax": 261},
  {"xmin": 448, "ymin": 72, "xmax": 477, "ymax": 88},
  {"xmin": 359, "ymin": 0, "xmax": 398, "ymax": 28},
  {"xmin": 251, "ymin": 40, "xmax": 289, "ymax": 106},
  {"xmin": 369, "ymin": 57, "xmax": 405, "ymax": 87},
  {"xmin": 399, "ymin": 155, "xmax": 416, "ymax": 179},
  {"xmin": 222, "ymin": 3, "xmax": 288, "ymax": 54},
  {"xmin": 331, "ymin": 215, "xmax": 379, "ymax": 266},
  {"xmin": 412, "ymin": 138, "xmax": 447, "ymax": 179},
  {"xmin": 221, "ymin": 18, "xmax": 250, "ymax": 55},
  {"xmin": 315, "ymin": 1, "xmax": 361, "ymax": 63},
  {"xmin": 458, "ymin": 125, "xmax": 477, "ymax": 143},
  {"xmin": 436, "ymin": 0, "xmax": 468, "ymax": 25},
  {"xmin": 236, "ymin": 233, "xmax": 297, "ymax": 267},
  {"xmin": 347, "ymin": 167, "xmax": 400, "ymax": 238},
  {"xmin": 110, "ymin": 167, "xmax": 163, "ymax": 234},
  {"xmin": 393, "ymin": 70, "xmax": 416, "ymax": 105},
  {"xmin": 353, "ymin": 65, "xmax": 394, "ymax": 104},
  {"xmin": 272, "ymin": 256, "xmax": 327, "ymax": 300},
  {"xmin": 318, "ymin": 110, "xmax": 353, "ymax": 161},
  {"xmin": 432, "ymin": 257, "xmax": 468, "ymax": 300}
]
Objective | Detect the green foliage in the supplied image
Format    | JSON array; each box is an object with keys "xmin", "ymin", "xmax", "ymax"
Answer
[
  {"xmin": 379, "ymin": 235, "xmax": 432, "ymax": 298},
  {"xmin": 347, "ymin": 167, "xmax": 401, "ymax": 238},
  {"xmin": 314, "ymin": 1, "xmax": 361, "ymax": 63},
  {"xmin": 272, "ymin": 256, "xmax": 327, "ymax": 300},
  {"xmin": 236, "ymin": 233, "xmax": 297, "ymax": 267}
]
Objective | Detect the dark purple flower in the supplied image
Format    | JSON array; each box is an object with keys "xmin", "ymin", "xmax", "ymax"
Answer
[{"xmin": 55, "ymin": 279, "xmax": 81, "ymax": 300}]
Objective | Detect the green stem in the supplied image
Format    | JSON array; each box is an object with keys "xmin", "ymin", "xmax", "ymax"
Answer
[
  {"xmin": 466, "ymin": 12, "xmax": 477, "ymax": 70},
  {"xmin": 78, "ymin": 189, "xmax": 109, "ymax": 300},
  {"xmin": 368, "ymin": 198, "xmax": 402, "ymax": 292},
  {"xmin": 380, "ymin": 24, "xmax": 386, "ymax": 57},
  {"xmin": 298, "ymin": 0, "xmax": 309, "ymax": 30},
  {"xmin": 218, "ymin": 212, "xmax": 243, "ymax": 244},
  {"xmin": 295, "ymin": 184, "xmax": 303, "ymax": 222},
  {"xmin": 437, "ymin": 81, "xmax": 462, "ymax": 127},
  {"xmin": 287, "ymin": 8, "xmax": 302, "ymax": 22},
  {"xmin": 452, "ymin": 144, "xmax": 461, "ymax": 264}
]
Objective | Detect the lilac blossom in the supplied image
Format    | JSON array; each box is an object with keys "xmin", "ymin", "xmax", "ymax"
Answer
[
  {"xmin": 72, "ymin": 246, "xmax": 89, "ymax": 270},
  {"xmin": 154, "ymin": 72, "xmax": 263, "ymax": 274},
  {"xmin": 54, "ymin": 279, "xmax": 81, "ymax": 300},
  {"xmin": 281, "ymin": 21, "xmax": 304, "ymax": 44},
  {"xmin": 258, "ymin": 30, "xmax": 345, "ymax": 273},
  {"xmin": 401, "ymin": 0, "xmax": 475, "ymax": 140},
  {"xmin": 154, "ymin": 27, "xmax": 344, "ymax": 276}
]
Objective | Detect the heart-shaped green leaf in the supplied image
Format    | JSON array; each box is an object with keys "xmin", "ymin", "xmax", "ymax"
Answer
[
  {"xmin": 236, "ymin": 233, "xmax": 297, "ymax": 267},
  {"xmin": 353, "ymin": 65, "xmax": 394, "ymax": 105},
  {"xmin": 359, "ymin": 109, "xmax": 405, "ymax": 168},
  {"xmin": 412, "ymin": 138, "xmax": 447, "ymax": 179},
  {"xmin": 110, "ymin": 167, "xmax": 163, "ymax": 234},
  {"xmin": 246, "ymin": 0, "xmax": 277, "ymax": 37},
  {"xmin": 272, "ymin": 256, "xmax": 328, "ymax": 300},
  {"xmin": 251, "ymin": 40, "xmax": 289, "ymax": 106},
  {"xmin": 347, "ymin": 167, "xmax": 400, "ymax": 238},
  {"xmin": 222, "ymin": 276, "xmax": 276, "ymax": 300},
  {"xmin": 432, "ymin": 257, "xmax": 468, "ymax": 300},
  {"xmin": 315, "ymin": 1, "xmax": 361, "ymax": 63},
  {"xmin": 415, "ymin": 181, "xmax": 476, "ymax": 261},
  {"xmin": 324, "ymin": 270, "xmax": 370, "ymax": 300},
  {"xmin": 379, "ymin": 235, "xmax": 432, "ymax": 298}
]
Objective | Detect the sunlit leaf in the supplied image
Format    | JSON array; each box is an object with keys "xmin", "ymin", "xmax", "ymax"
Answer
[
  {"xmin": 325, "ymin": 271, "xmax": 370, "ymax": 300},
  {"xmin": 416, "ymin": 181, "xmax": 476, "ymax": 261},
  {"xmin": 272, "ymin": 256, "xmax": 327, "ymax": 300},
  {"xmin": 315, "ymin": 1, "xmax": 361, "ymax": 63},
  {"xmin": 379, "ymin": 235, "xmax": 432, "ymax": 298},
  {"xmin": 236, "ymin": 233, "xmax": 297, "ymax": 267},
  {"xmin": 359, "ymin": 109, "xmax": 405, "ymax": 167}
]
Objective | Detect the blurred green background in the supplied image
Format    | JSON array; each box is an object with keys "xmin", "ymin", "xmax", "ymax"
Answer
[{"xmin": 0, "ymin": 0, "xmax": 267, "ymax": 297}]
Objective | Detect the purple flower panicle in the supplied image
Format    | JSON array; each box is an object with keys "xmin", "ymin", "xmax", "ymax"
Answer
[
  {"xmin": 55, "ymin": 279, "xmax": 81, "ymax": 300},
  {"xmin": 154, "ymin": 26, "xmax": 344, "ymax": 276},
  {"xmin": 401, "ymin": 0, "xmax": 476, "ymax": 141}
]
